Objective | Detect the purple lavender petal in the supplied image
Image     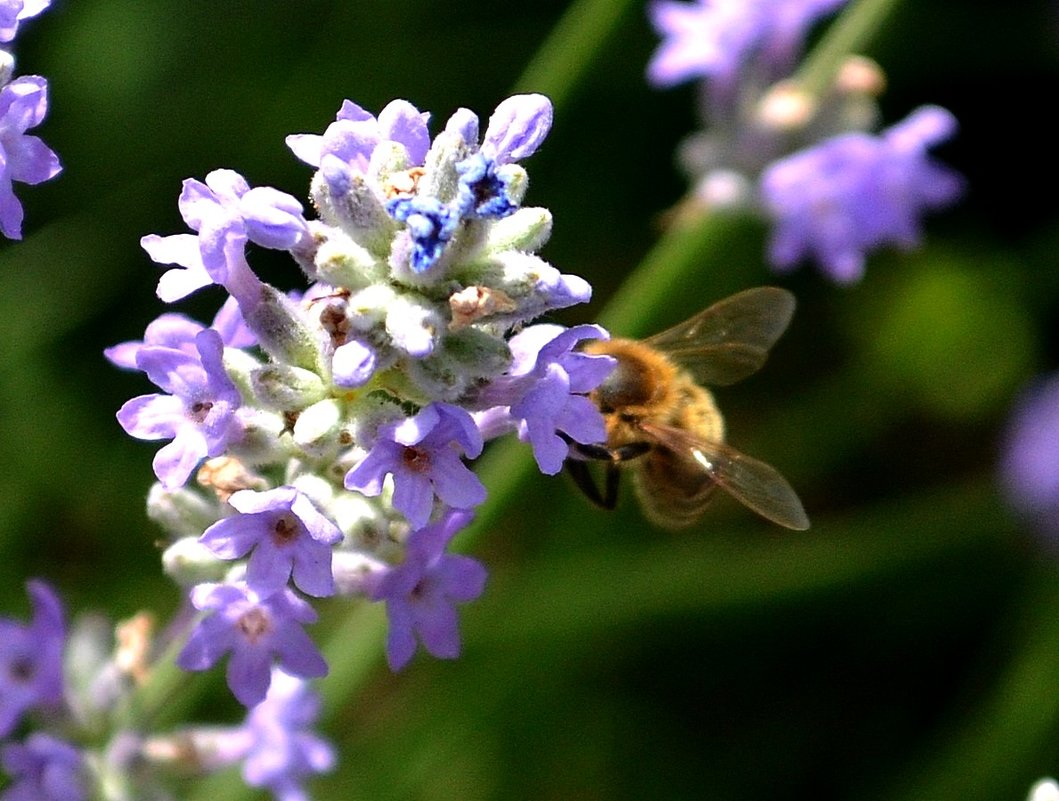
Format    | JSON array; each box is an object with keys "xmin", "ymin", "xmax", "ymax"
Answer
[{"xmin": 480, "ymin": 94, "xmax": 553, "ymax": 164}]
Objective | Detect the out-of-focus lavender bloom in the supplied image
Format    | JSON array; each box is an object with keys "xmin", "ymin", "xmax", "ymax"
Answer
[
  {"xmin": 345, "ymin": 403, "xmax": 486, "ymax": 529},
  {"xmin": 199, "ymin": 487, "xmax": 343, "ymax": 598},
  {"xmin": 105, "ymin": 297, "xmax": 254, "ymax": 370},
  {"xmin": 646, "ymin": 0, "xmax": 846, "ymax": 89},
  {"xmin": 0, "ymin": 581, "xmax": 65, "ymax": 738},
  {"xmin": 367, "ymin": 510, "xmax": 487, "ymax": 671},
  {"xmin": 1001, "ymin": 373, "xmax": 1059, "ymax": 544},
  {"xmin": 177, "ymin": 583, "xmax": 327, "ymax": 708},
  {"xmin": 142, "ymin": 170, "xmax": 309, "ymax": 299},
  {"xmin": 760, "ymin": 105, "xmax": 963, "ymax": 283},
  {"xmin": 240, "ymin": 669, "xmax": 335, "ymax": 801},
  {"xmin": 0, "ymin": 75, "xmax": 60, "ymax": 240},
  {"xmin": 0, "ymin": 733, "xmax": 86, "ymax": 801},
  {"xmin": 116, "ymin": 329, "xmax": 243, "ymax": 489},
  {"xmin": 0, "ymin": 0, "xmax": 49, "ymax": 43},
  {"xmin": 481, "ymin": 324, "xmax": 613, "ymax": 475}
]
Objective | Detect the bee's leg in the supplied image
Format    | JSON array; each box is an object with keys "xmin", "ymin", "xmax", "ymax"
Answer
[{"xmin": 565, "ymin": 458, "xmax": 612, "ymax": 509}]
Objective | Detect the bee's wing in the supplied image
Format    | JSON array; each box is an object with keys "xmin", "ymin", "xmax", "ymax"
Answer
[
  {"xmin": 644, "ymin": 286, "xmax": 796, "ymax": 386},
  {"xmin": 641, "ymin": 422, "xmax": 810, "ymax": 531}
]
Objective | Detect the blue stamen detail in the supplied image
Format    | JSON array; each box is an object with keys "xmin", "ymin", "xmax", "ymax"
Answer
[
  {"xmin": 386, "ymin": 196, "xmax": 459, "ymax": 273},
  {"xmin": 456, "ymin": 153, "xmax": 517, "ymax": 220}
]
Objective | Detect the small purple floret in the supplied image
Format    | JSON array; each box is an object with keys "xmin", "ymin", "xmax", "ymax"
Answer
[
  {"xmin": 760, "ymin": 105, "xmax": 963, "ymax": 283},
  {"xmin": 0, "ymin": 75, "xmax": 61, "ymax": 240},
  {"xmin": 116, "ymin": 329, "xmax": 243, "ymax": 489},
  {"xmin": 0, "ymin": 0, "xmax": 49, "ymax": 43},
  {"xmin": 344, "ymin": 403, "xmax": 486, "ymax": 529},
  {"xmin": 142, "ymin": 170, "xmax": 308, "ymax": 298},
  {"xmin": 199, "ymin": 487, "xmax": 343, "ymax": 598},
  {"xmin": 367, "ymin": 509, "xmax": 487, "ymax": 671},
  {"xmin": 177, "ymin": 583, "xmax": 328, "ymax": 708},
  {"xmin": 493, "ymin": 324, "xmax": 615, "ymax": 475}
]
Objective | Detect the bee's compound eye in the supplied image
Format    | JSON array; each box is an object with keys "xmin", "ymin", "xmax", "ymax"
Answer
[{"xmin": 595, "ymin": 355, "xmax": 653, "ymax": 410}]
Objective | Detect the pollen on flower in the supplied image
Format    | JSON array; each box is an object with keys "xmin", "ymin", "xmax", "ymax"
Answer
[
  {"xmin": 382, "ymin": 167, "xmax": 426, "ymax": 199},
  {"xmin": 197, "ymin": 456, "xmax": 267, "ymax": 502},
  {"xmin": 237, "ymin": 607, "xmax": 272, "ymax": 643},
  {"xmin": 401, "ymin": 445, "xmax": 432, "ymax": 473},
  {"xmin": 449, "ymin": 286, "xmax": 517, "ymax": 331},
  {"xmin": 188, "ymin": 401, "xmax": 214, "ymax": 423},
  {"xmin": 271, "ymin": 514, "xmax": 300, "ymax": 545},
  {"xmin": 115, "ymin": 612, "xmax": 155, "ymax": 685}
]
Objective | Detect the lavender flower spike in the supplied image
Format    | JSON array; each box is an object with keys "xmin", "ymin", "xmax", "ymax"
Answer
[
  {"xmin": 116, "ymin": 329, "xmax": 243, "ymax": 489},
  {"xmin": 177, "ymin": 583, "xmax": 327, "ymax": 707},
  {"xmin": 0, "ymin": 580, "xmax": 66, "ymax": 737},
  {"xmin": 368, "ymin": 510, "xmax": 487, "ymax": 671},
  {"xmin": 199, "ymin": 486, "xmax": 343, "ymax": 598},
  {"xmin": 760, "ymin": 105, "xmax": 963, "ymax": 283},
  {"xmin": 0, "ymin": 75, "xmax": 61, "ymax": 240}
]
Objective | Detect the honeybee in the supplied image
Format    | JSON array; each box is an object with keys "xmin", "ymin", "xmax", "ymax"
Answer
[{"xmin": 567, "ymin": 286, "xmax": 809, "ymax": 531}]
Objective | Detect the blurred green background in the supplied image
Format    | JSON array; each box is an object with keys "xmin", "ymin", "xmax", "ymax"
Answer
[{"xmin": 2, "ymin": 1, "xmax": 1059, "ymax": 799}]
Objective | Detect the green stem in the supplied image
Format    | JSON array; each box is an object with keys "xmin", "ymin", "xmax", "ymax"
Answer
[
  {"xmin": 513, "ymin": 0, "xmax": 637, "ymax": 108},
  {"xmin": 795, "ymin": 0, "xmax": 905, "ymax": 99},
  {"xmin": 884, "ymin": 570, "xmax": 1059, "ymax": 801}
]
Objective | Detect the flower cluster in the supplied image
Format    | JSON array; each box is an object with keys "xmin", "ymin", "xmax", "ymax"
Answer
[
  {"xmin": 110, "ymin": 93, "xmax": 613, "ymax": 715},
  {"xmin": 0, "ymin": 0, "xmax": 59, "ymax": 240},
  {"xmin": 647, "ymin": 0, "xmax": 962, "ymax": 283},
  {"xmin": 0, "ymin": 579, "xmax": 336, "ymax": 800}
]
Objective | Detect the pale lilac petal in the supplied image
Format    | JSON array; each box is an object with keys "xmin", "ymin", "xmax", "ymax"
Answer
[{"xmin": 481, "ymin": 94, "xmax": 553, "ymax": 164}]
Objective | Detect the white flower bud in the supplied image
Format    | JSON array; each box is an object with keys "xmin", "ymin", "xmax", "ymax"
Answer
[
  {"xmin": 251, "ymin": 364, "xmax": 327, "ymax": 410},
  {"xmin": 162, "ymin": 537, "xmax": 228, "ymax": 586}
]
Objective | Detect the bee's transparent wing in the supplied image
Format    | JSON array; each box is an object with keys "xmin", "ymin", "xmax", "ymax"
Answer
[
  {"xmin": 644, "ymin": 286, "xmax": 796, "ymax": 386},
  {"xmin": 641, "ymin": 422, "xmax": 810, "ymax": 531}
]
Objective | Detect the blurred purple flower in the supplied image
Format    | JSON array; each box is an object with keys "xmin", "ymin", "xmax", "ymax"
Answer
[
  {"xmin": 0, "ymin": 581, "xmax": 65, "ymax": 738},
  {"xmin": 646, "ymin": 0, "xmax": 846, "ymax": 89},
  {"xmin": 116, "ymin": 329, "xmax": 243, "ymax": 489},
  {"xmin": 760, "ymin": 105, "xmax": 964, "ymax": 283},
  {"xmin": 367, "ymin": 509, "xmax": 487, "ymax": 671},
  {"xmin": 199, "ymin": 487, "xmax": 343, "ymax": 598},
  {"xmin": 0, "ymin": 733, "xmax": 86, "ymax": 801},
  {"xmin": 345, "ymin": 403, "xmax": 486, "ymax": 529},
  {"xmin": 0, "ymin": 75, "xmax": 61, "ymax": 240},
  {"xmin": 1001, "ymin": 373, "xmax": 1059, "ymax": 543},
  {"xmin": 177, "ymin": 583, "xmax": 327, "ymax": 708},
  {"xmin": 240, "ymin": 669, "xmax": 335, "ymax": 801},
  {"xmin": 0, "ymin": 0, "xmax": 49, "ymax": 43},
  {"xmin": 142, "ymin": 170, "xmax": 308, "ymax": 299}
]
